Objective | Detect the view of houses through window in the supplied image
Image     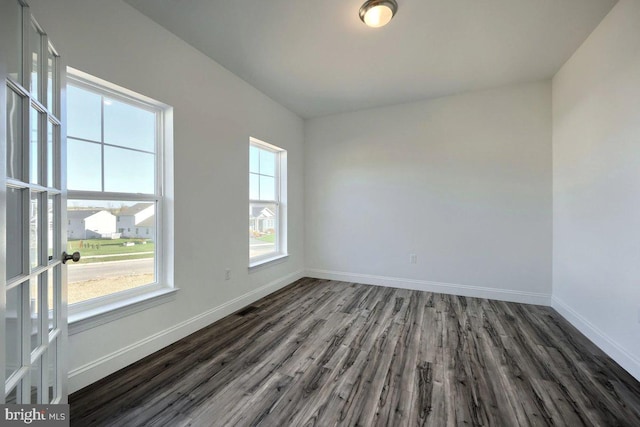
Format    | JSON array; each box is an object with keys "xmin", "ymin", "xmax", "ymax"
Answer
[
  {"xmin": 66, "ymin": 200, "xmax": 156, "ymax": 304},
  {"xmin": 66, "ymin": 71, "xmax": 163, "ymax": 305},
  {"xmin": 250, "ymin": 138, "xmax": 286, "ymax": 263}
]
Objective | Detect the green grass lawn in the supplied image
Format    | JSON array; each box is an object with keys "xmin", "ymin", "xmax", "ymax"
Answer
[
  {"xmin": 257, "ymin": 234, "xmax": 275, "ymax": 243},
  {"xmin": 68, "ymin": 238, "xmax": 155, "ymax": 257}
]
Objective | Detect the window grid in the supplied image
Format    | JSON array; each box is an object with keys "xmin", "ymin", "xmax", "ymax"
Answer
[
  {"xmin": 3, "ymin": 4, "xmax": 64, "ymax": 404},
  {"xmin": 249, "ymin": 138, "xmax": 286, "ymax": 265},
  {"xmin": 66, "ymin": 70, "xmax": 168, "ymax": 312}
]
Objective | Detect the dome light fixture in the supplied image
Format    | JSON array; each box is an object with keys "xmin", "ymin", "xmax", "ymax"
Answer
[{"xmin": 359, "ymin": 0, "xmax": 398, "ymax": 28}]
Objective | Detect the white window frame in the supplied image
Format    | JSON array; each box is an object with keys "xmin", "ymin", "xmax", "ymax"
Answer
[
  {"xmin": 65, "ymin": 68, "xmax": 175, "ymax": 332},
  {"xmin": 249, "ymin": 137, "xmax": 287, "ymax": 268}
]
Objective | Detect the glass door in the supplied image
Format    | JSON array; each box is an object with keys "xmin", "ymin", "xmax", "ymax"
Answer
[{"xmin": 1, "ymin": 0, "xmax": 68, "ymax": 404}]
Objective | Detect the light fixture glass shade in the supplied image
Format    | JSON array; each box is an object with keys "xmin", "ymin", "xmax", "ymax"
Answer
[{"xmin": 359, "ymin": 0, "xmax": 398, "ymax": 28}]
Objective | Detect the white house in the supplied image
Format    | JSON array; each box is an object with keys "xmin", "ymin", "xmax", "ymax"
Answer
[
  {"xmin": 67, "ymin": 210, "xmax": 117, "ymax": 240},
  {"xmin": 250, "ymin": 205, "xmax": 276, "ymax": 235},
  {"xmin": 117, "ymin": 203, "xmax": 155, "ymax": 239}
]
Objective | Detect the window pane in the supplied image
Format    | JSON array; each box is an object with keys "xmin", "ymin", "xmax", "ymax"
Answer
[
  {"xmin": 250, "ymin": 173, "xmax": 259, "ymax": 200},
  {"xmin": 47, "ymin": 267, "xmax": 58, "ymax": 332},
  {"xmin": 259, "ymin": 175, "xmax": 275, "ymax": 200},
  {"xmin": 6, "ymin": 385, "xmax": 19, "ymax": 404},
  {"xmin": 30, "ymin": 106, "xmax": 40, "ymax": 184},
  {"xmin": 47, "ymin": 339, "xmax": 58, "ymax": 403},
  {"xmin": 6, "ymin": 284, "xmax": 22, "ymax": 382},
  {"xmin": 67, "ymin": 85, "xmax": 102, "ymax": 141},
  {"xmin": 68, "ymin": 138, "xmax": 101, "ymax": 191},
  {"xmin": 30, "ymin": 191, "xmax": 40, "ymax": 269},
  {"xmin": 29, "ymin": 355, "xmax": 41, "ymax": 404},
  {"xmin": 47, "ymin": 120, "xmax": 54, "ymax": 187},
  {"xmin": 250, "ymin": 145, "xmax": 259, "ymax": 173},
  {"xmin": 259, "ymin": 149, "xmax": 275, "ymax": 176},
  {"xmin": 30, "ymin": 23, "xmax": 41, "ymax": 97},
  {"xmin": 104, "ymin": 98, "xmax": 155, "ymax": 152},
  {"xmin": 47, "ymin": 49, "xmax": 55, "ymax": 112},
  {"xmin": 67, "ymin": 200, "xmax": 156, "ymax": 305},
  {"xmin": 104, "ymin": 146, "xmax": 154, "ymax": 194},
  {"xmin": 250, "ymin": 203, "xmax": 277, "ymax": 259},
  {"xmin": 48, "ymin": 195, "xmax": 55, "ymax": 259},
  {"xmin": 30, "ymin": 278, "xmax": 41, "ymax": 352},
  {"xmin": 7, "ymin": 89, "xmax": 23, "ymax": 180},
  {"xmin": 6, "ymin": 0, "xmax": 22, "ymax": 83},
  {"xmin": 7, "ymin": 188, "xmax": 24, "ymax": 279}
]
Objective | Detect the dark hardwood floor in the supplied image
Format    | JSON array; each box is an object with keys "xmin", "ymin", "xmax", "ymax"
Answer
[{"xmin": 70, "ymin": 277, "xmax": 640, "ymax": 426}]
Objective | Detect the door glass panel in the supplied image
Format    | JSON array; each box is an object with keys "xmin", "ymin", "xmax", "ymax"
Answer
[
  {"xmin": 47, "ymin": 339, "xmax": 58, "ymax": 403},
  {"xmin": 30, "ymin": 191, "xmax": 40, "ymax": 269},
  {"xmin": 29, "ymin": 355, "xmax": 42, "ymax": 404},
  {"xmin": 104, "ymin": 97, "xmax": 155, "ymax": 152},
  {"xmin": 67, "ymin": 199, "xmax": 156, "ymax": 304},
  {"xmin": 5, "ymin": 284, "xmax": 22, "ymax": 382},
  {"xmin": 29, "ymin": 106, "xmax": 40, "ymax": 184},
  {"xmin": 6, "ymin": 385, "xmax": 19, "ymax": 404},
  {"xmin": 48, "ymin": 195, "xmax": 55, "ymax": 260},
  {"xmin": 30, "ymin": 278, "xmax": 41, "ymax": 353},
  {"xmin": 6, "ymin": 0, "xmax": 23, "ymax": 82},
  {"xmin": 47, "ymin": 267, "xmax": 58, "ymax": 332},
  {"xmin": 104, "ymin": 146, "xmax": 154, "ymax": 194},
  {"xmin": 47, "ymin": 49, "xmax": 56, "ymax": 111},
  {"xmin": 7, "ymin": 187, "xmax": 24, "ymax": 279},
  {"xmin": 7, "ymin": 89, "xmax": 23, "ymax": 179},
  {"xmin": 47, "ymin": 121, "xmax": 54, "ymax": 187},
  {"xmin": 30, "ymin": 23, "xmax": 41, "ymax": 98},
  {"xmin": 67, "ymin": 85, "xmax": 101, "ymax": 141},
  {"xmin": 67, "ymin": 138, "xmax": 101, "ymax": 191}
]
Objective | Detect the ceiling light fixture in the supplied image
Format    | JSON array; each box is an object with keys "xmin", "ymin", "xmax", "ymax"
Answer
[{"xmin": 359, "ymin": 0, "xmax": 398, "ymax": 28}]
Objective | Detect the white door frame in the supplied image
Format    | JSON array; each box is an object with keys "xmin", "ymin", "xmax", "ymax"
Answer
[{"xmin": 1, "ymin": 0, "xmax": 67, "ymax": 404}]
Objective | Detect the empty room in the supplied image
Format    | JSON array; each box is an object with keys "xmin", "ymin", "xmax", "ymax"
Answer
[{"xmin": 1, "ymin": 0, "xmax": 639, "ymax": 425}]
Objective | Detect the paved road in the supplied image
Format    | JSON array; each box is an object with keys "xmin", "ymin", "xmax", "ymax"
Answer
[
  {"xmin": 68, "ymin": 258, "xmax": 154, "ymax": 283},
  {"xmin": 250, "ymin": 238, "xmax": 275, "ymax": 258}
]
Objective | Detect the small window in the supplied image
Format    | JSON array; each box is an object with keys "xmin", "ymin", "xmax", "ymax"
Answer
[
  {"xmin": 249, "ymin": 138, "xmax": 287, "ymax": 266},
  {"xmin": 66, "ymin": 68, "xmax": 173, "ymax": 316}
]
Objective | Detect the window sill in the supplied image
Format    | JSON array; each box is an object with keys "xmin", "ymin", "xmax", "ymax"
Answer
[
  {"xmin": 249, "ymin": 253, "xmax": 289, "ymax": 272},
  {"xmin": 68, "ymin": 286, "xmax": 178, "ymax": 335}
]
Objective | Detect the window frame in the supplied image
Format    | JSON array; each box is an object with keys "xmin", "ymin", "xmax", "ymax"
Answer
[
  {"xmin": 65, "ymin": 68, "xmax": 175, "ymax": 330},
  {"xmin": 249, "ymin": 137, "xmax": 287, "ymax": 268}
]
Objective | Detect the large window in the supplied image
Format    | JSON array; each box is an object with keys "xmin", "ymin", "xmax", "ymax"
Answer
[
  {"xmin": 66, "ymin": 68, "xmax": 172, "ymax": 315},
  {"xmin": 249, "ymin": 138, "xmax": 287, "ymax": 265}
]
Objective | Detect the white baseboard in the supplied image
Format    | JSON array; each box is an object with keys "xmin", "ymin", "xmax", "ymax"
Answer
[
  {"xmin": 305, "ymin": 268, "xmax": 551, "ymax": 306},
  {"xmin": 551, "ymin": 296, "xmax": 640, "ymax": 382},
  {"xmin": 68, "ymin": 270, "xmax": 305, "ymax": 394}
]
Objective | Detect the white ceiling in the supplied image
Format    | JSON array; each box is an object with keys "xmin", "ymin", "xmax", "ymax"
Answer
[{"xmin": 125, "ymin": 0, "xmax": 617, "ymax": 118}]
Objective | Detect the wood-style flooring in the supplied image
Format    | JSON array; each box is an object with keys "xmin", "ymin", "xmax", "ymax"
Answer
[{"xmin": 70, "ymin": 277, "xmax": 640, "ymax": 426}]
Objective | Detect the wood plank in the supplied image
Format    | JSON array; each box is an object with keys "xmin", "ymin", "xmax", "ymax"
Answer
[{"xmin": 69, "ymin": 278, "xmax": 640, "ymax": 427}]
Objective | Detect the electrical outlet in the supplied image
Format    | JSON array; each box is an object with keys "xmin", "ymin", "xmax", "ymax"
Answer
[
  {"xmin": 409, "ymin": 253, "xmax": 417, "ymax": 264},
  {"xmin": 225, "ymin": 269, "xmax": 231, "ymax": 280}
]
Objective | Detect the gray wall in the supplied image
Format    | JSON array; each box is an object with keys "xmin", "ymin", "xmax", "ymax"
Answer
[
  {"xmin": 305, "ymin": 82, "xmax": 552, "ymax": 303},
  {"xmin": 28, "ymin": 0, "xmax": 305, "ymax": 392},
  {"xmin": 552, "ymin": 0, "xmax": 640, "ymax": 380}
]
